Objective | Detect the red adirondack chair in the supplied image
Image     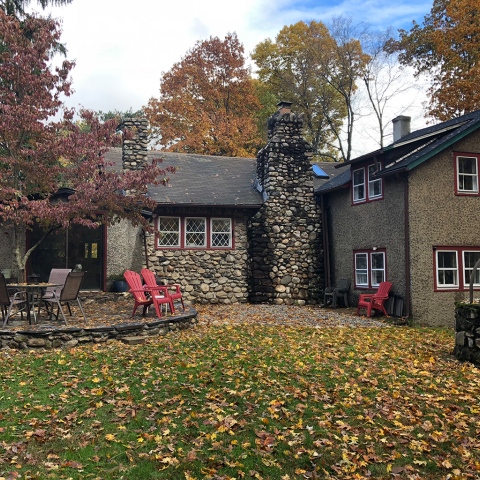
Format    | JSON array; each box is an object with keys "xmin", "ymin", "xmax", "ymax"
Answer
[
  {"xmin": 140, "ymin": 269, "xmax": 175, "ymax": 317},
  {"xmin": 124, "ymin": 271, "xmax": 153, "ymax": 318},
  {"xmin": 141, "ymin": 269, "xmax": 184, "ymax": 313},
  {"xmin": 357, "ymin": 281, "xmax": 392, "ymax": 318}
]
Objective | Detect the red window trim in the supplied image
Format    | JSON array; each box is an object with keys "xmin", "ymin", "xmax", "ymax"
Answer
[
  {"xmin": 353, "ymin": 248, "xmax": 387, "ymax": 290},
  {"xmin": 155, "ymin": 215, "xmax": 235, "ymax": 250},
  {"xmin": 433, "ymin": 246, "xmax": 480, "ymax": 292},
  {"xmin": 454, "ymin": 152, "xmax": 480, "ymax": 196},
  {"xmin": 351, "ymin": 161, "xmax": 384, "ymax": 205}
]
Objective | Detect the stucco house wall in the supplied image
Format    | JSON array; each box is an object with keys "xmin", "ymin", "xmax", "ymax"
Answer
[
  {"xmin": 408, "ymin": 132, "xmax": 480, "ymax": 326},
  {"xmin": 0, "ymin": 224, "xmax": 25, "ymax": 280},
  {"xmin": 325, "ymin": 175, "xmax": 406, "ymax": 305},
  {"xmin": 106, "ymin": 220, "xmax": 144, "ymax": 288}
]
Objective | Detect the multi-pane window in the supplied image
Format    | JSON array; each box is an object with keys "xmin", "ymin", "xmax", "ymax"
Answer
[
  {"xmin": 436, "ymin": 250, "xmax": 458, "ymax": 288},
  {"xmin": 185, "ymin": 218, "xmax": 206, "ymax": 247},
  {"xmin": 434, "ymin": 247, "xmax": 480, "ymax": 291},
  {"xmin": 368, "ymin": 164, "xmax": 382, "ymax": 199},
  {"xmin": 371, "ymin": 252, "xmax": 385, "ymax": 286},
  {"xmin": 352, "ymin": 168, "xmax": 365, "ymax": 203},
  {"xmin": 352, "ymin": 163, "xmax": 383, "ymax": 204},
  {"xmin": 158, "ymin": 217, "xmax": 180, "ymax": 247},
  {"xmin": 156, "ymin": 217, "xmax": 233, "ymax": 249},
  {"xmin": 354, "ymin": 249, "xmax": 387, "ymax": 289},
  {"xmin": 211, "ymin": 218, "xmax": 232, "ymax": 247},
  {"xmin": 457, "ymin": 156, "xmax": 478, "ymax": 194}
]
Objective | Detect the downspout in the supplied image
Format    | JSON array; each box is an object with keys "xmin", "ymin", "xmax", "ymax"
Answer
[
  {"xmin": 320, "ymin": 194, "xmax": 331, "ymax": 288},
  {"xmin": 397, "ymin": 173, "xmax": 410, "ymax": 318}
]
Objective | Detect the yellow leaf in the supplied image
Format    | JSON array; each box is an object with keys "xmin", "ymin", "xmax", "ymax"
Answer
[{"xmin": 105, "ymin": 434, "xmax": 115, "ymax": 441}]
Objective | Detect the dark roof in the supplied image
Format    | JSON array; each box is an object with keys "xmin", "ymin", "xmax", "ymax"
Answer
[
  {"xmin": 316, "ymin": 108, "xmax": 480, "ymax": 193},
  {"xmin": 314, "ymin": 167, "xmax": 351, "ymax": 194},
  {"xmin": 312, "ymin": 162, "xmax": 342, "ymax": 190},
  {"xmin": 104, "ymin": 148, "xmax": 262, "ymax": 207}
]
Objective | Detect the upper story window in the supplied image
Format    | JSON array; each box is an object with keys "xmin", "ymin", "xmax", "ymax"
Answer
[
  {"xmin": 455, "ymin": 153, "xmax": 480, "ymax": 195},
  {"xmin": 156, "ymin": 216, "xmax": 233, "ymax": 250},
  {"xmin": 354, "ymin": 248, "xmax": 386, "ymax": 289},
  {"xmin": 352, "ymin": 162, "xmax": 384, "ymax": 204}
]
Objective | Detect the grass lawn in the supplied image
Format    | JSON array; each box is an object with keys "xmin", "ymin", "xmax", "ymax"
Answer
[{"xmin": 0, "ymin": 324, "xmax": 479, "ymax": 480}]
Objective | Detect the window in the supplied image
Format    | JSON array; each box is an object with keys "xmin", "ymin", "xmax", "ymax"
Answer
[
  {"xmin": 156, "ymin": 216, "xmax": 233, "ymax": 249},
  {"xmin": 368, "ymin": 164, "xmax": 382, "ymax": 199},
  {"xmin": 354, "ymin": 249, "xmax": 386, "ymax": 289},
  {"xmin": 158, "ymin": 217, "xmax": 180, "ymax": 247},
  {"xmin": 352, "ymin": 162, "xmax": 383, "ymax": 204},
  {"xmin": 455, "ymin": 153, "xmax": 480, "ymax": 195},
  {"xmin": 352, "ymin": 168, "xmax": 365, "ymax": 203},
  {"xmin": 434, "ymin": 247, "xmax": 480, "ymax": 291}
]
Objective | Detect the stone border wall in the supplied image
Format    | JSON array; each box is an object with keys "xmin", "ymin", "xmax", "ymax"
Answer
[
  {"xmin": 454, "ymin": 303, "xmax": 480, "ymax": 364},
  {"xmin": 0, "ymin": 307, "xmax": 197, "ymax": 351}
]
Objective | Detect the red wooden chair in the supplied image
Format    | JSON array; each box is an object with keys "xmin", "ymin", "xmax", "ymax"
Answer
[
  {"xmin": 124, "ymin": 271, "xmax": 153, "ymax": 318},
  {"xmin": 357, "ymin": 281, "xmax": 392, "ymax": 318},
  {"xmin": 140, "ymin": 269, "xmax": 175, "ymax": 317},
  {"xmin": 141, "ymin": 269, "xmax": 184, "ymax": 314}
]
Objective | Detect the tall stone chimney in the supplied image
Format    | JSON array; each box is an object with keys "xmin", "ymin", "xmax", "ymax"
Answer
[
  {"xmin": 248, "ymin": 102, "xmax": 323, "ymax": 305},
  {"xmin": 120, "ymin": 117, "xmax": 148, "ymax": 170},
  {"xmin": 392, "ymin": 115, "xmax": 411, "ymax": 142}
]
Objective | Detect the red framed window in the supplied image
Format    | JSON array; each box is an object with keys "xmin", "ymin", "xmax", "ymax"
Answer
[
  {"xmin": 156, "ymin": 216, "xmax": 234, "ymax": 250},
  {"xmin": 434, "ymin": 246, "xmax": 480, "ymax": 291},
  {"xmin": 354, "ymin": 248, "xmax": 386, "ymax": 289},
  {"xmin": 352, "ymin": 162, "xmax": 384, "ymax": 204},
  {"xmin": 454, "ymin": 152, "xmax": 480, "ymax": 195}
]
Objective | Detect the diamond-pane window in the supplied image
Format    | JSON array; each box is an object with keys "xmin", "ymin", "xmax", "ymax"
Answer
[
  {"xmin": 185, "ymin": 218, "xmax": 206, "ymax": 247},
  {"xmin": 158, "ymin": 217, "xmax": 180, "ymax": 247},
  {"xmin": 211, "ymin": 218, "xmax": 231, "ymax": 247}
]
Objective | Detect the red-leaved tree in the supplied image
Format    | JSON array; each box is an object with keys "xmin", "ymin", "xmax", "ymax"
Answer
[{"xmin": 0, "ymin": 11, "xmax": 174, "ymax": 281}]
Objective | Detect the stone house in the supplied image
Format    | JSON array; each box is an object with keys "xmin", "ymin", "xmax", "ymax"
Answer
[
  {"xmin": 0, "ymin": 103, "xmax": 332, "ymax": 306},
  {"xmin": 316, "ymin": 109, "xmax": 480, "ymax": 327}
]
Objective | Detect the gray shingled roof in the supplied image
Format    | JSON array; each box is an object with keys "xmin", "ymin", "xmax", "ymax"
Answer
[
  {"xmin": 315, "ymin": 108, "xmax": 480, "ymax": 194},
  {"xmin": 312, "ymin": 162, "xmax": 341, "ymax": 190},
  {"xmin": 104, "ymin": 148, "xmax": 262, "ymax": 206}
]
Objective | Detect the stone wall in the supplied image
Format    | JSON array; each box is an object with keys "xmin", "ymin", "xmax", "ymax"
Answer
[
  {"xmin": 454, "ymin": 303, "xmax": 480, "ymax": 365},
  {"xmin": 248, "ymin": 104, "xmax": 323, "ymax": 305},
  {"xmin": 120, "ymin": 117, "xmax": 148, "ymax": 171},
  {"xmin": 145, "ymin": 210, "xmax": 251, "ymax": 305}
]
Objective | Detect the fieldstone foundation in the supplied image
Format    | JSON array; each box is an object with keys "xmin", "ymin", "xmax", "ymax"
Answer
[
  {"xmin": 454, "ymin": 303, "xmax": 480, "ymax": 365},
  {"xmin": 248, "ymin": 102, "xmax": 323, "ymax": 305}
]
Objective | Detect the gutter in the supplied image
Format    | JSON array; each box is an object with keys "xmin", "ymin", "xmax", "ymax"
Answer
[
  {"xmin": 320, "ymin": 195, "xmax": 331, "ymax": 289},
  {"xmin": 397, "ymin": 173, "xmax": 410, "ymax": 318},
  {"xmin": 154, "ymin": 203, "xmax": 262, "ymax": 208}
]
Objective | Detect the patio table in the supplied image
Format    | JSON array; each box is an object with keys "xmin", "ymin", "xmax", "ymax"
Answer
[{"xmin": 7, "ymin": 283, "xmax": 62, "ymax": 325}]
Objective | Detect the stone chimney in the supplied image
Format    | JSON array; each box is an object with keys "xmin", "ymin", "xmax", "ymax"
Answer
[
  {"xmin": 248, "ymin": 102, "xmax": 323, "ymax": 305},
  {"xmin": 392, "ymin": 115, "xmax": 411, "ymax": 142},
  {"xmin": 120, "ymin": 117, "xmax": 148, "ymax": 170}
]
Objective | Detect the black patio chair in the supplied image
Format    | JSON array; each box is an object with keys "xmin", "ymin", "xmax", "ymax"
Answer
[
  {"xmin": 323, "ymin": 279, "xmax": 351, "ymax": 308},
  {"xmin": 0, "ymin": 273, "xmax": 27, "ymax": 329},
  {"xmin": 42, "ymin": 272, "xmax": 87, "ymax": 325}
]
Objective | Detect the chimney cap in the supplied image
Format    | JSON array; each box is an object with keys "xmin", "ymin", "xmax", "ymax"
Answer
[{"xmin": 277, "ymin": 101, "xmax": 293, "ymax": 112}]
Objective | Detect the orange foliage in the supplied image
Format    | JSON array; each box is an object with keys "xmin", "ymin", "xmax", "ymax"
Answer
[
  {"xmin": 387, "ymin": 0, "xmax": 480, "ymax": 121},
  {"xmin": 144, "ymin": 33, "xmax": 261, "ymax": 158}
]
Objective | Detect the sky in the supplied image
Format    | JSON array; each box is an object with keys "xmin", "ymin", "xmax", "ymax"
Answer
[{"xmin": 38, "ymin": 0, "xmax": 434, "ymax": 154}]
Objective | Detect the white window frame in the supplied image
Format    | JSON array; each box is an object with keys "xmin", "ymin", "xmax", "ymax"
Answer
[
  {"xmin": 355, "ymin": 252, "xmax": 369, "ymax": 287},
  {"xmin": 157, "ymin": 217, "xmax": 181, "ymax": 248},
  {"xmin": 368, "ymin": 164, "xmax": 382, "ymax": 199},
  {"xmin": 352, "ymin": 168, "xmax": 366, "ymax": 203},
  {"xmin": 436, "ymin": 250, "xmax": 459, "ymax": 289},
  {"xmin": 370, "ymin": 251, "xmax": 385, "ymax": 287},
  {"xmin": 210, "ymin": 218, "xmax": 232, "ymax": 248},
  {"xmin": 185, "ymin": 217, "xmax": 207, "ymax": 248},
  {"xmin": 457, "ymin": 156, "xmax": 479, "ymax": 194},
  {"xmin": 463, "ymin": 250, "xmax": 480, "ymax": 288}
]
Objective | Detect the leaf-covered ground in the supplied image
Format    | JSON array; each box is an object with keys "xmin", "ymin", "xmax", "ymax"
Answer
[{"xmin": 1, "ymin": 311, "xmax": 479, "ymax": 480}]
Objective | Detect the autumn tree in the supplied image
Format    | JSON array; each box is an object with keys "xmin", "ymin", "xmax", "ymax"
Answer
[
  {"xmin": 1, "ymin": 0, "xmax": 72, "ymax": 17},
  {"xmin": 386, "ymin": 0, "xmax": 480, "ymax": 121},
  {"xmin": 144, "ymin": 33, "xmax": 261, "ymax": 158},
  {"xmin": 0, "ymin": 12, "xmax": 174, "ymax": 281},
  {"xmin": 253, "ymin": 19, "xmax": 370, "ymax": 162}
]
